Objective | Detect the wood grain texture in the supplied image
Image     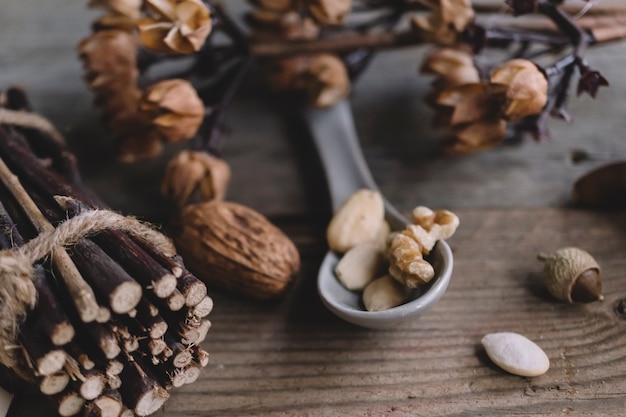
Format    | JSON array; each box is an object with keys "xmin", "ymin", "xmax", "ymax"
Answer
[
  {"xmin": 11, "ymin": 209, "xmax": 625, "ymax": 416},
  {"xmin": 165, "ymin": 209, "xmax": 626, "ymax": 417}
]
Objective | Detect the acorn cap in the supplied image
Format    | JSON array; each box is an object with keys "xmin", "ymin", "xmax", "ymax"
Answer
[{"xmin": 537, "ymin": 247, "xmax": 601, "ymax": 303}]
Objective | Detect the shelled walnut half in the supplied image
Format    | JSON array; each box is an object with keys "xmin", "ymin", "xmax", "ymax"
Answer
[{"xmin": 327, "ymin": 190, "xmax": 459, "ymax": 311}]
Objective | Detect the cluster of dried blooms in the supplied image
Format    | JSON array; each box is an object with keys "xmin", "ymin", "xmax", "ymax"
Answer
[
  {"xmin": 248, "ymin": 0, "xmax": 352, "ymax": 107},
  {"xmin": 79, "ymin": 0, "xmax": 210, "ymax": 162},
  {"xmin": 421, "ymin": 49, "xmax": 547, "ymax": 154},
  {"xmin": 80, "ymin": 2, "xmax": 302, "ymax": 305},
  {"xmin": 412, "ymin": 0, "xmax": 612, "ymax": 154}
]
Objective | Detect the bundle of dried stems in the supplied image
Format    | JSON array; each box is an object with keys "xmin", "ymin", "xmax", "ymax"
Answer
[{"xmin": 0, "ymin": 87, "xmax": 212, "ymax": 417}]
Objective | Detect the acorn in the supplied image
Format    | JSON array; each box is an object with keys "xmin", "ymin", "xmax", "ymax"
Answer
[{"xmin": 537, "ymin": 247, "xmax": 602, "ymax": 303}]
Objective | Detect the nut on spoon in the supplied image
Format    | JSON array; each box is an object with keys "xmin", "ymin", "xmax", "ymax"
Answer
[{"xmin": 303, "ymin": 99, "xmax": 454, "ymax": 329}]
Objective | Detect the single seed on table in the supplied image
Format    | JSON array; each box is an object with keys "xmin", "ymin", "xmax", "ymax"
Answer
[{"xmin": 481, "ymin": 332, "xmax": 550, "ymax": 377}]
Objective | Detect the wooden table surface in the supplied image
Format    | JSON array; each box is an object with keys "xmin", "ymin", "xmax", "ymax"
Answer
[{"xmin": 2, "ymin": 1, "xmax": 626, "ymax": 416}]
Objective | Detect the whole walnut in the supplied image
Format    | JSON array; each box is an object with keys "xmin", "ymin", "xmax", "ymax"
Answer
[{"xmin": 172, "ymin": 201, "xmax": 300, "ymax": 299}]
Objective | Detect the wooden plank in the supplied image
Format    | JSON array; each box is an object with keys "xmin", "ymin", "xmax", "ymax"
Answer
[
  {"xmin": 5, "ymin": 210, "xmax": 626, "ymax": 414},
  {"xmin": 153, "ymin": 208, "xmax": 626, "ymax": 417}
]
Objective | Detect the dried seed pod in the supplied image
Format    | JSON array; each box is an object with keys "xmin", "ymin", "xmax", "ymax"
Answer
[
  {"xmin": 537, "ymin": 247, "xmax": 602, "ymax": 303},
  {"xmin": 172, "ymin": 201, "xmax": 300, "ymax": 299}
]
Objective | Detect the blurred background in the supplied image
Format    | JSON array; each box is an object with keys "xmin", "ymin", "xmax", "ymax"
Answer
[{"xmin": 1, "ymin": 0, "xmax": 626, "ymax": 223}]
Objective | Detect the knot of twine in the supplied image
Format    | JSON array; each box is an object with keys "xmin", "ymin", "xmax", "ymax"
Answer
[
  {"xmin": 0, "ymin": 208, "xmax": 175, "ymax": 369},
  {"xmin": 0, "ymin": 107, "xmax": 64, "ymax": 144}
]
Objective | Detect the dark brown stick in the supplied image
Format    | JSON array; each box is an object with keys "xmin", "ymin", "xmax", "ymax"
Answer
[
  {"xmin": 39, "ymin": 371, "xmax": 70, "ymax": 395},
  {"xmin": 63, "ymin": 342, "xmax": 95, "ymax": 371},
  {"xmin": 93, "ymin": 230, "xmax": 177, "ymax": 299},
  {"xmin": 176, "ymin": 270, "xmax": 207, "ymax": 307},
  {"xmin": 118, "ymin": 355, "xmax": 169, "ymax": 417},
  {"xmin": 189, "ymin": 296, "xmax": 214, "ymax": 318},
  {"xmin": 33, "ymin": 275, "xmax": 76, "ymax": 346},
  {"xmin": 165, "ymin": 290, "xmax": 185, "ymax": 312},
  {"xmin": 106, "ymin": 374, "xmax": 122, "ymax": 390},
  {"xmin": 19, "ymin": 319, "xmax": 66, "ymax": 376},
  {"xmin": 70, "ymin": 239, "xmax": 143, "ymax": 315},
  {"xmin": 67, "ymin": 367, "xmax": 106, "ymax": 401},
  {"xmin": 53, "ymin": 390, "xmax": 85, "ymax": 417},
  {"xmin": 83, "ymin": 389, "xmax": 123, "ymax": 417},
  {"xmin": 163, "ymin": 335, "xmax": 192, "ymax": 369},
  {"xmin": 183, "ymin": 364, "xmax": 202, "ymax": 385},
  {"xmin": 192, "ymin": 347, "xmax": 210, "ymax": 368}
]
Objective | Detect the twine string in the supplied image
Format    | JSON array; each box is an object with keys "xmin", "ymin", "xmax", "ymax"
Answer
[
  {"xmin": 0, "ymin": 207, "xmax": 175, "ymax": 371},
  {"xmin": 0, "ymin": 108, "xmax": 64, "ymax": 144}
]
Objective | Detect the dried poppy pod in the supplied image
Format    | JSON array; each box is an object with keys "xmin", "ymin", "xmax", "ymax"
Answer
[{"xmin": 537, "ymin": 247, "xmax": 603, "ymax": 303}]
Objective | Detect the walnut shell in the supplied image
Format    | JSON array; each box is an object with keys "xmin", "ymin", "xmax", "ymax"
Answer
[{"xmin": 172, "ymin": 201, "xmax": 300, "ymax": 299}]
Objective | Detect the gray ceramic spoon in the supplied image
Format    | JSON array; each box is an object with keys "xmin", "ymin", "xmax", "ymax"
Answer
[{"xmin": 304, "ymin": 99, "xmax": 454, "ymax": 329}]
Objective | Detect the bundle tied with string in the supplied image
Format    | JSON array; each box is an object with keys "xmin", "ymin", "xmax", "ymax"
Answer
[
  {"xmin": 0, "ymin": 208, "xmax": 174, "ymax": 373},
  {"xmin": 0, "ymin": 87, "xmax": 213, "ymax": 417}
]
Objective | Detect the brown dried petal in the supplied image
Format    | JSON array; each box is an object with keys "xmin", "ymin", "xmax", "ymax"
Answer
[
  {"xmin": 490, "ymin": 59, "xmax": 548, "ymax": 120},
  {"xmin": 436, "ymin": 83, "xmax": 507, "ymax": 126},
  {"xmin": 443, "ymin": 119, "xmax": 507, "ymax": 155},
  {"xmin": 304, "ymin": 54, "xmax": 350, "ymax": 107},
  {"xmin": 439, "ymin": 0, "xmax": 474, "ymax": 32},
  {"xmin": 138, "ymin": 0, "xmax": 212, "ymax": 54},
  {"xmin": 96, "ymin": 86, "xmax": 142, "ymax": 121},
  {"xmin": 115, "ymin": 118, "xmax": 165, "ymax": 163},
  {"xmin": 308, "ymin": 0, "xmax": 352, "ymax": 26},
  {"xmin": 420, "ymin": 48, "xmax": 480, "ymax": 88},
  {"xmin": 139, "ymin": 79, "xmax": 205, "ymax": 143},
  {"xmin": 138, "ymin": 20, "xmax": 174, "ymax": 53},
  {"xmin": 162, "ymin": 151, "xmax": 231, "ymax": 206},
  {"xmin": 78, "ymin": 30, "xmax": 138, "ymax": 80},
  {"xmin": 412, "ymin": 0, "xmax": 474, "ymax": 45}
]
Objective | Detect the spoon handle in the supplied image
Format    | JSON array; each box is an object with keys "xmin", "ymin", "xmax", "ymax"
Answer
[{"xmin": 303, "ymin": 99, "xmax": 407, "ymax": 229}]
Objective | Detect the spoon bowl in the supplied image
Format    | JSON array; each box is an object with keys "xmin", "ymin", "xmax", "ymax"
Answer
[{"xmin": 304, "ymin": 100, "xmax": 454, "ymax": 329}]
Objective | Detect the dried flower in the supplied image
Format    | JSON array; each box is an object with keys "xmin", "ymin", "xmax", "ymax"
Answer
[
  {"xmin": 490, "ymin": 59, "xmax": 548, "ymax": 120},
  {"xmin": 420, "ymin": 48, "xmax": 480, "ymax": 89},
  {"xmin": 112, "ymin": 114, "xmax": 165, "ymax": 162},
  {"xmin": 444, "ymin": 119, "xmax": 507, "ymax": 155},
  {"xmin": 308, "ymin": 0, "xmax": 352, "ymax": 26},
  {"xmin": 434, "ymin": 83, "xmax": 508, "ymax": 154},
  {"xmin": 138, "ymin": 79, "xmax": 205, "ymax": 143},
  {"xmin": 162, "ymin": 150, "xmax": 231, "ymax": 207},
  {"xmin": 77, "ymin": 30, "xmax": 138, "ymax": 94},
  {"xmin": 304, "ymin": 54, "xmax": 351, "ymax": 107},
  {"xmin": 138, "ymin": 0, "xmax": 212, "ymax": 54},
  {"xmin": 269, "ymin": 54, "xmax": 350, "ymax": 107},
  {"xmin": 577, "ymin": 68, "xmax": 609, "ymax": 98},
  {"xmin": 412, "ymin": 0, "xmax": 474, "ymax": 45},
  {"xmin": 89, "ymin": 0, "xmax": 142, "ymax": 18},
  {"xmin": 435, "ymin": 83, "xmax": 507, "ymax": 126}
]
